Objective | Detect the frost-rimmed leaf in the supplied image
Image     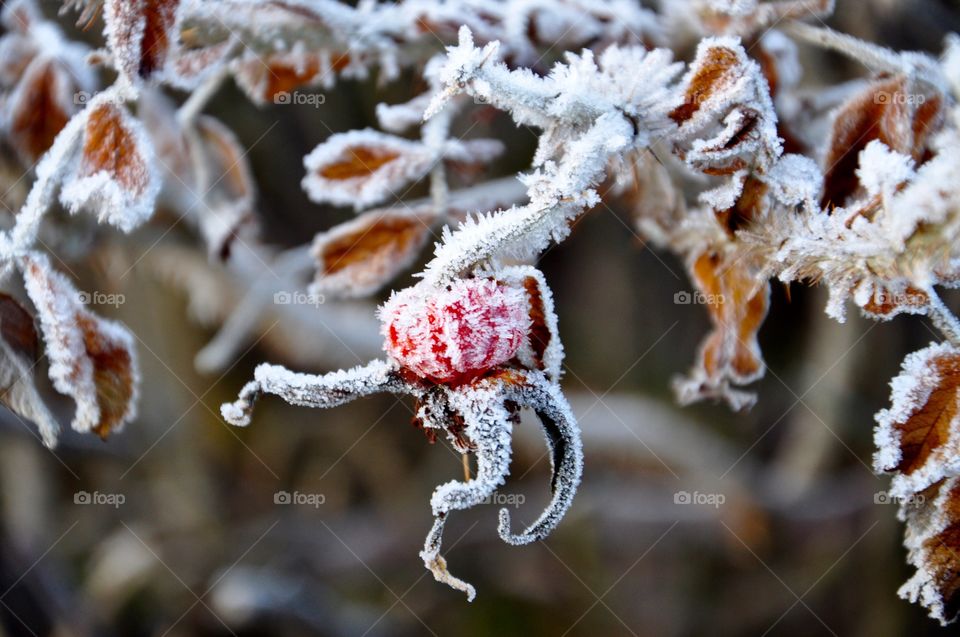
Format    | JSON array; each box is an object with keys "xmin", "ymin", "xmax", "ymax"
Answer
[
  {"xmin": 104, "ymin": 0, "xmax": 181, "ymax": 84},
  {"xmin": 0, "ymin": 0, "xmax": 95, "ymax": 164},
  {"xmin": 897, "ymin": 477, "xmax": 960, "ymax": 625},
  {"xmin": 821, "ymin": 75, "xmax": 942, "ymax": 207},
  {"xmin": 20, "ymin": 252, "xmax": 138, "ymax": 438},
  {"xmin": 60, "ymin": 95, "xmax": 161, "ymax": 233},
  {"xmin": 190, "ymin": 115, "xmax": 257, "ymax": 259},
  {"xmin": 497, "ymin": 266, "xmax": 564, "ymax": 382},
  {"xmin": 674, "ymin": 249, "xmax": 770, "ymax": 411},
  {"xmin": 692, "ymin": 0, "xmax": 835, "ymax": 38},
  {"xmin": 310, "ymin": 205, "xmax": 439, "ymax": 299},
  {"xmin": 854, "ymin": 279, "xmax": 930, "ymax": 321},
  {"xmin": 4, "ymin": 58, "xmax": 76, "ymax": 165},
  {"xmin": 0, "ymin": 292, "xmax": 59, "ymax": 447},
  {"xmin": 875, "ymin": 342, "xmax": 960, "ymax": 498},
  {"xmin": 302, "ymin": 130, "xmax": 434, "ymax": 210},
  {"xmin": 670, "ymin": 36, "xmax": 782, "ymax": 177},
  {"xmin": 302, "ymin": 129, "xmax": 502, "ymax": 211}
]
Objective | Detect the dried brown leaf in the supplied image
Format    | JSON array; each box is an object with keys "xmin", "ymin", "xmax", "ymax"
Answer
[
  {"xmin": 105, "ymin": 0, "xmax": 180, "ymax": 83},
  {"xmin": 670, "ymin": 45, "xmax": 740, "ymax": 125},
  {"xmin": 675, "ymin": 249, "xmax": 769, "ymax": 410},
  {"xmin": 0, "ymin": 292, "xmax": 60, "ymax": 446},
  {"xmin": 61, "ymin": 99, "xmax": 159, "ymax": 232},
  {"xmin": 311, "ymin": 206, "xmax": 437, "ymax": 298},
  {"xmin": 822, "ymin": 75, "xmax": 943, "ymax": 207},
  {"xmin": 6, "ymin": 58, "xmax": 76, "ymax": 164},
  {"xmin": 20, "ymin": 253, "xmax": 138, "ymax": 438}
]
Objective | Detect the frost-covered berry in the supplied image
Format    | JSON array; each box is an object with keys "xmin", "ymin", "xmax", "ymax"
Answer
[{"xmin": 379, "ymin": 279, "xmax": 530, "ymax": 383}]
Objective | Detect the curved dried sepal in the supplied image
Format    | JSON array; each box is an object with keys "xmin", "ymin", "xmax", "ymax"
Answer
[
  {"xmin": 421, "ymin": 369, "xmax": 582, "ymax": 596},
  {"xmin": 420, "ymin": 515, "xmax": 476, "ymax": 602},
  {"xmin": 422, "ymin": 374, "xmax": 517, "ymax": 598},
  {"xmin": 220, "ymin": 359, "xmax": 407, "ymax": 426},
  {"xmin": 497, "ymin": 371, "xmax": 582, "ymax": 545}
]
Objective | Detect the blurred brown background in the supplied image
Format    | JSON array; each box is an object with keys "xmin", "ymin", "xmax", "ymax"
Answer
[{"xmin": 3, "ymin": 1, "xmax": 960, "ymax": 635}]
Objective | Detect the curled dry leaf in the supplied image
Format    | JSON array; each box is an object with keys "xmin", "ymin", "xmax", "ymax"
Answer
[
  {"xmin": 104, "ymin": 0, "xmax": 181, "ymax": 84},
  {"xmin": 60, "ymin": 97, "xmax": 160, "ymax": 233},
  {"xmin": 311, "ymin": 205, "xmax": 438, "ymax": 298},
  {"xmin": 615, "ymin": 149, "xmax": 686, "ymax": 248},
  {"xmin": 674, "ymin": 249, "xmax": 769, "ymax": 410},
  {"xmin": 19, "ymin": 252, "xmax": 138, "ymax": 438},
  {"xmin": 875, "ymin": 342, "xmax": 960, "ymax": 624},
  {"xmin": 0, "ymin": 292, "xmax": 60, "ymax": 447},
  {"xmin": 670, "ymin": 36, "xmax": 781, "ymax": 179},
  {"xmin": 670, "ymin": 42, "xmax": 742, "ymax": 126},
  {"xmin": 822, "ymin": 75, "xmax": 943, "ymax": 207}
]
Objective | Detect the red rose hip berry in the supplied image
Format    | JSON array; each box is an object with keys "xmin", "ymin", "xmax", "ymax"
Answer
[{"xmin": 379, "ymin": 279, "xmax": 530, "ymax": 383}]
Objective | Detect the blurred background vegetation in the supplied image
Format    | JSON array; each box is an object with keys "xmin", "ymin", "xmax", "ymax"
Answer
[{"xmin": 4, "ymin": 1, "xmax": 960, "ymax": 635}]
